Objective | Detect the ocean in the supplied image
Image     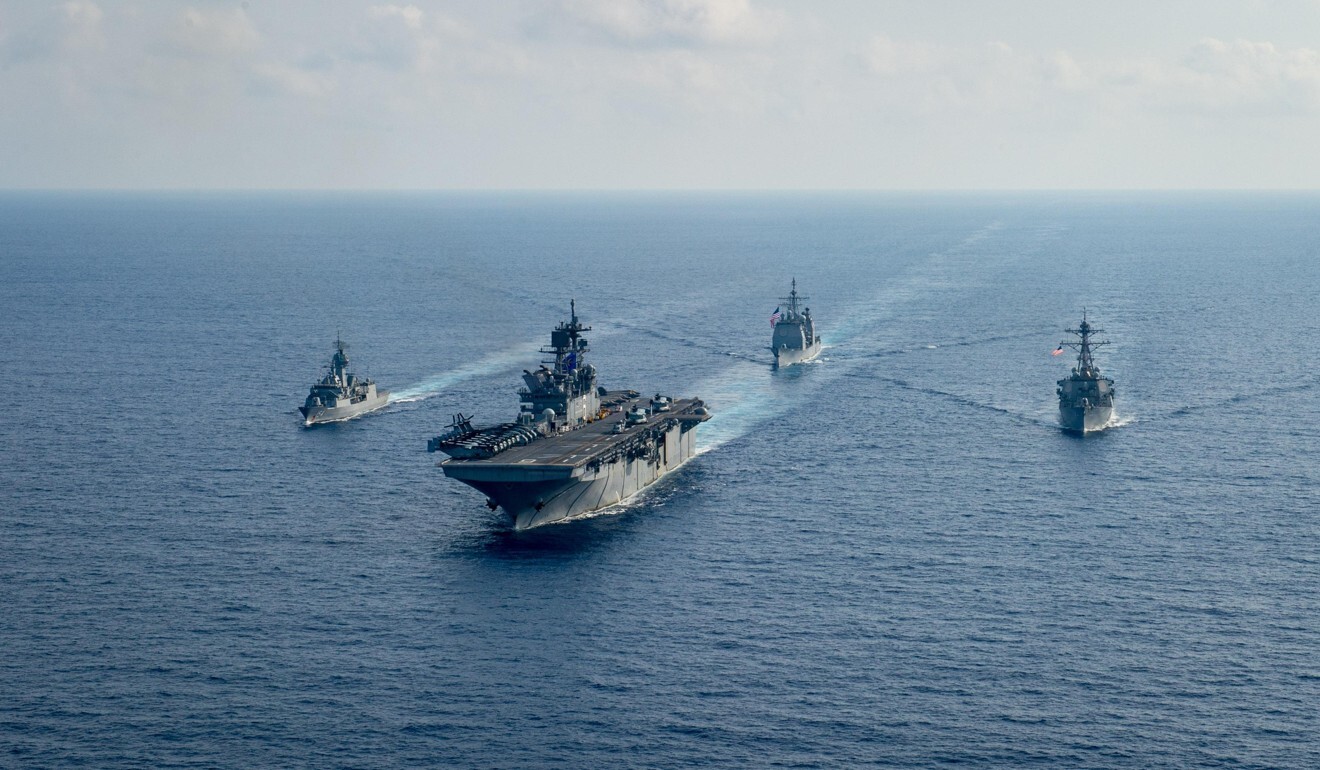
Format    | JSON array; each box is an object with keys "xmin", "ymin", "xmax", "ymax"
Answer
[{"xmin": 2, "ymin": 191, "xmax": 1318, "ymax": 768}]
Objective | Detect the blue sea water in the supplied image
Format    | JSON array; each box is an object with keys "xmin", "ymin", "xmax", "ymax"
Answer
[{"xmin": 2, "ymin": 191, "xmax": 1319, "ymax": 768}]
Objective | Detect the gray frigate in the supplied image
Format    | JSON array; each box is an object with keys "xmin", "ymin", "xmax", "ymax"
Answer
[
  {"xmin": 770, "ymin": 279, "xmax": 821, "ymax": 367},
  {"xmin": 1055, "ymin": 312, "xmax": 1116, "ymax": 433},
  {"xmin": 428, "ymin": 302, "xmax": 711, "ymax": 530},
  {"xmin": 299, "ymin": 337, "xmax": 390, "ymax": 425}
]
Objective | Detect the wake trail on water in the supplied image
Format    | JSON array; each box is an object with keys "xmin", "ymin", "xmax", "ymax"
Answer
[
  {"xmin": 598, "ymin": 317, "xmax": 765, "ymax": 365},
  {"xmin": 838, "ymin": 329, "xmax": 1045, "ymax": 362},
  {"xmin": 823, "ymin": 221, "xmax": 1010, "ymax": 349},
  {"xmin": 694, "ymin": 329, "xmax": 1054, "ymax": 453},
  {"xmin": 1162, "ymin": 380, "xmax": 1316, "ymax": 420},
  {"xmin": 860, "ymin": 372, "xmax": 1059, "ymax": 429},
  {"xmin": 388, "ymin": 342, "xmax": 542, "ymax": 404},
  {"xmin": 696, "ymin": 220, "xmax": 1024, "ymax": 452},
  {"xmin": 695, "ymin": 361, "xmax": 811, "ymax": 453}
]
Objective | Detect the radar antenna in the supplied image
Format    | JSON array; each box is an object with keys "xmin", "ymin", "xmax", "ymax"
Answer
[
  {"xmin": 1059, "ymin": 308, "xmax": 1111, "ymax": 375},
  {"xmin": 780, "ymin": 278, "xmax": 810, "ymax": 318},
  {"xmin": 541, "ymin": 299, "xmax": 592, "ymax": 376}
]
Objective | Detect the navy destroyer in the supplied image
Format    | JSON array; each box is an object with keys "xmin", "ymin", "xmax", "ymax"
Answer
[
  {"xmin": 299, "ymin": 337, "xmax": 389, "ymax": 425},
  {"xmin": 428, "ymin": 302, "xmax": 711, "ymax": 530},
  {"xmin": 1055, "ymin": 312, "xmax": 1116, "ymax": 433},
  {"xmin": 770, "ymin": 279, "xmax": 821, "ymax": 367}
]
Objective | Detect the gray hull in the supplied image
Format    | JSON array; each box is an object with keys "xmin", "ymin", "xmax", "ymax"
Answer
[
  {"xmin": 1059, "ymin": 404, "xmax": 1112, "ymax": 434},
  {"xmin": 444, "ymin": 420, "xmax": 700, "ymax": 529},
  {"xmin": 301, "ymin": 391, "xmax": 390, "ymax": 425},
  {"xmin": 773, "ymin": 340, "xmax": 821, "ymax": 368}
]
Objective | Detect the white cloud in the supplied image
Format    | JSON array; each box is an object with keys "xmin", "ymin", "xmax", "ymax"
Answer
[
  {"xmin": 860, "ymin": 35, "xmax": 1089, "ymax": 116},
  {"xmin": 6, "ymin": 1, "xmax": 1320, "ymax": 189},
  {"xmin": 62, "ymin": 1, "xmax": 102, "ymax": 27},
  {"xmin": 558, "ymin": 0, "xmax": 783, "ymax": 47},
  {"xmin": 168, "ymin": 7, "xmax": 259, "ymax": 57},
  {"xmin": 251, "ymin": 61, "xmax": 335, "ymax": 97},
  {"xmin": 859, "ymin": 33, "xmax": 1320, "ymax": 119},
  {"xmin": 353, "ymin": 5, "xmax": 530, "ymax": 82},
  {"xmin": 61, "ymin": 1, "xmax": 104, "ymax": 51},
  {"xmin": 863, "ymin": 35, "xmax": 944, "ymax": 78},
  {"xmin": 368, "ymin": 4, "xmax": 424, "ymax": 31},
  {"xmin": 1169, "ymin": 37, "xmax": 1320, "ymax": 113},
  {"xmin": 624, "ymin": 49, "xmax": 724, "ymax": 94}
]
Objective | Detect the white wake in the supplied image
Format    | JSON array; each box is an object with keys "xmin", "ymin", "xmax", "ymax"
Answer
[{"xmin": 388, "ymin": 342, "xmax": 541, "ymax": 404}]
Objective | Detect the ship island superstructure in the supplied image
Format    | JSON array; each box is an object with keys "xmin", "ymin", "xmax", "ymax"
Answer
[
  {"xmin": 429, "ymin": 301, "xmax": 711, "ymax": 529},
  {"xmin": 770, "ymin": 279, "xmax": 821, "ymax": 367},
  {"xmin": 299, "ymin": 336, "xmax": 389, "ymax": 425},
  {"xmin": 1056, "ymin": 312, "xmax": 1116, "ymax": 433}
]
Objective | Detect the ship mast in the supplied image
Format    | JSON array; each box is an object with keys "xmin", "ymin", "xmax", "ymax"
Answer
[
  {"xmin": 1060, "ymin": 309, "xmax": 1110, "ymax": 376},
  {"xmin": 331, "ymin": 333, "xmax": 350, "ymax": 386},
  {"xmin": 541, "ymin": 298, "xmax": 591, "ymax": 378},
  {"xmin": 781, "ymin": 278, "xmax": 809, "ymax": 320}
]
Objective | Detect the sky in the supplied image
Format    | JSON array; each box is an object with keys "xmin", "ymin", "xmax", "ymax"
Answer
[{"xmin": 2, "ymin": 0, "xmax": 1319, "ymax": 189}]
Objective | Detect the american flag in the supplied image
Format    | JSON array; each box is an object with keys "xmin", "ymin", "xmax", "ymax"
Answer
[
  {"xmin": 769, "ymin": 307, "xmax": 782, "ymax": 327},
  {"xmin": 1051, "ymin": 346, "xmax": 1064, "ymax": 356}
]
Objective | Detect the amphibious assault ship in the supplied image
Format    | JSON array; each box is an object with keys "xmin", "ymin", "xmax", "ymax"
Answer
[
  {"xmin": 1055, "ymin": 312, "xmax": 1116, "ymax": 433},
  {"xmin": 428, "ymin": 302, "xmax": 711, "ymax": 529},
  {"xmin": 770, "ymin": 278, "xmax": 821, "ymax": 367},
  {"xmin": 299, "ymin": 337, "xmax": 389, "ymax": 425}
]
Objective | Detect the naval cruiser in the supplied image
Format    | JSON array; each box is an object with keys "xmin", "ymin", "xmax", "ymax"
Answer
[
  {"xmin": 428, "ymin": 301, "xmax": 711, "ymax": 530},
  {"xmin": 299, "ymin": 336, "xmax": 389, "ymax": 425},
  {"xmin": 1055, "ymin": 312, "xmax": 1116, "ymax": 433},
  {"xmin": 770, "ymin": 278, "xmax": 821, "ymax": 367}
]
